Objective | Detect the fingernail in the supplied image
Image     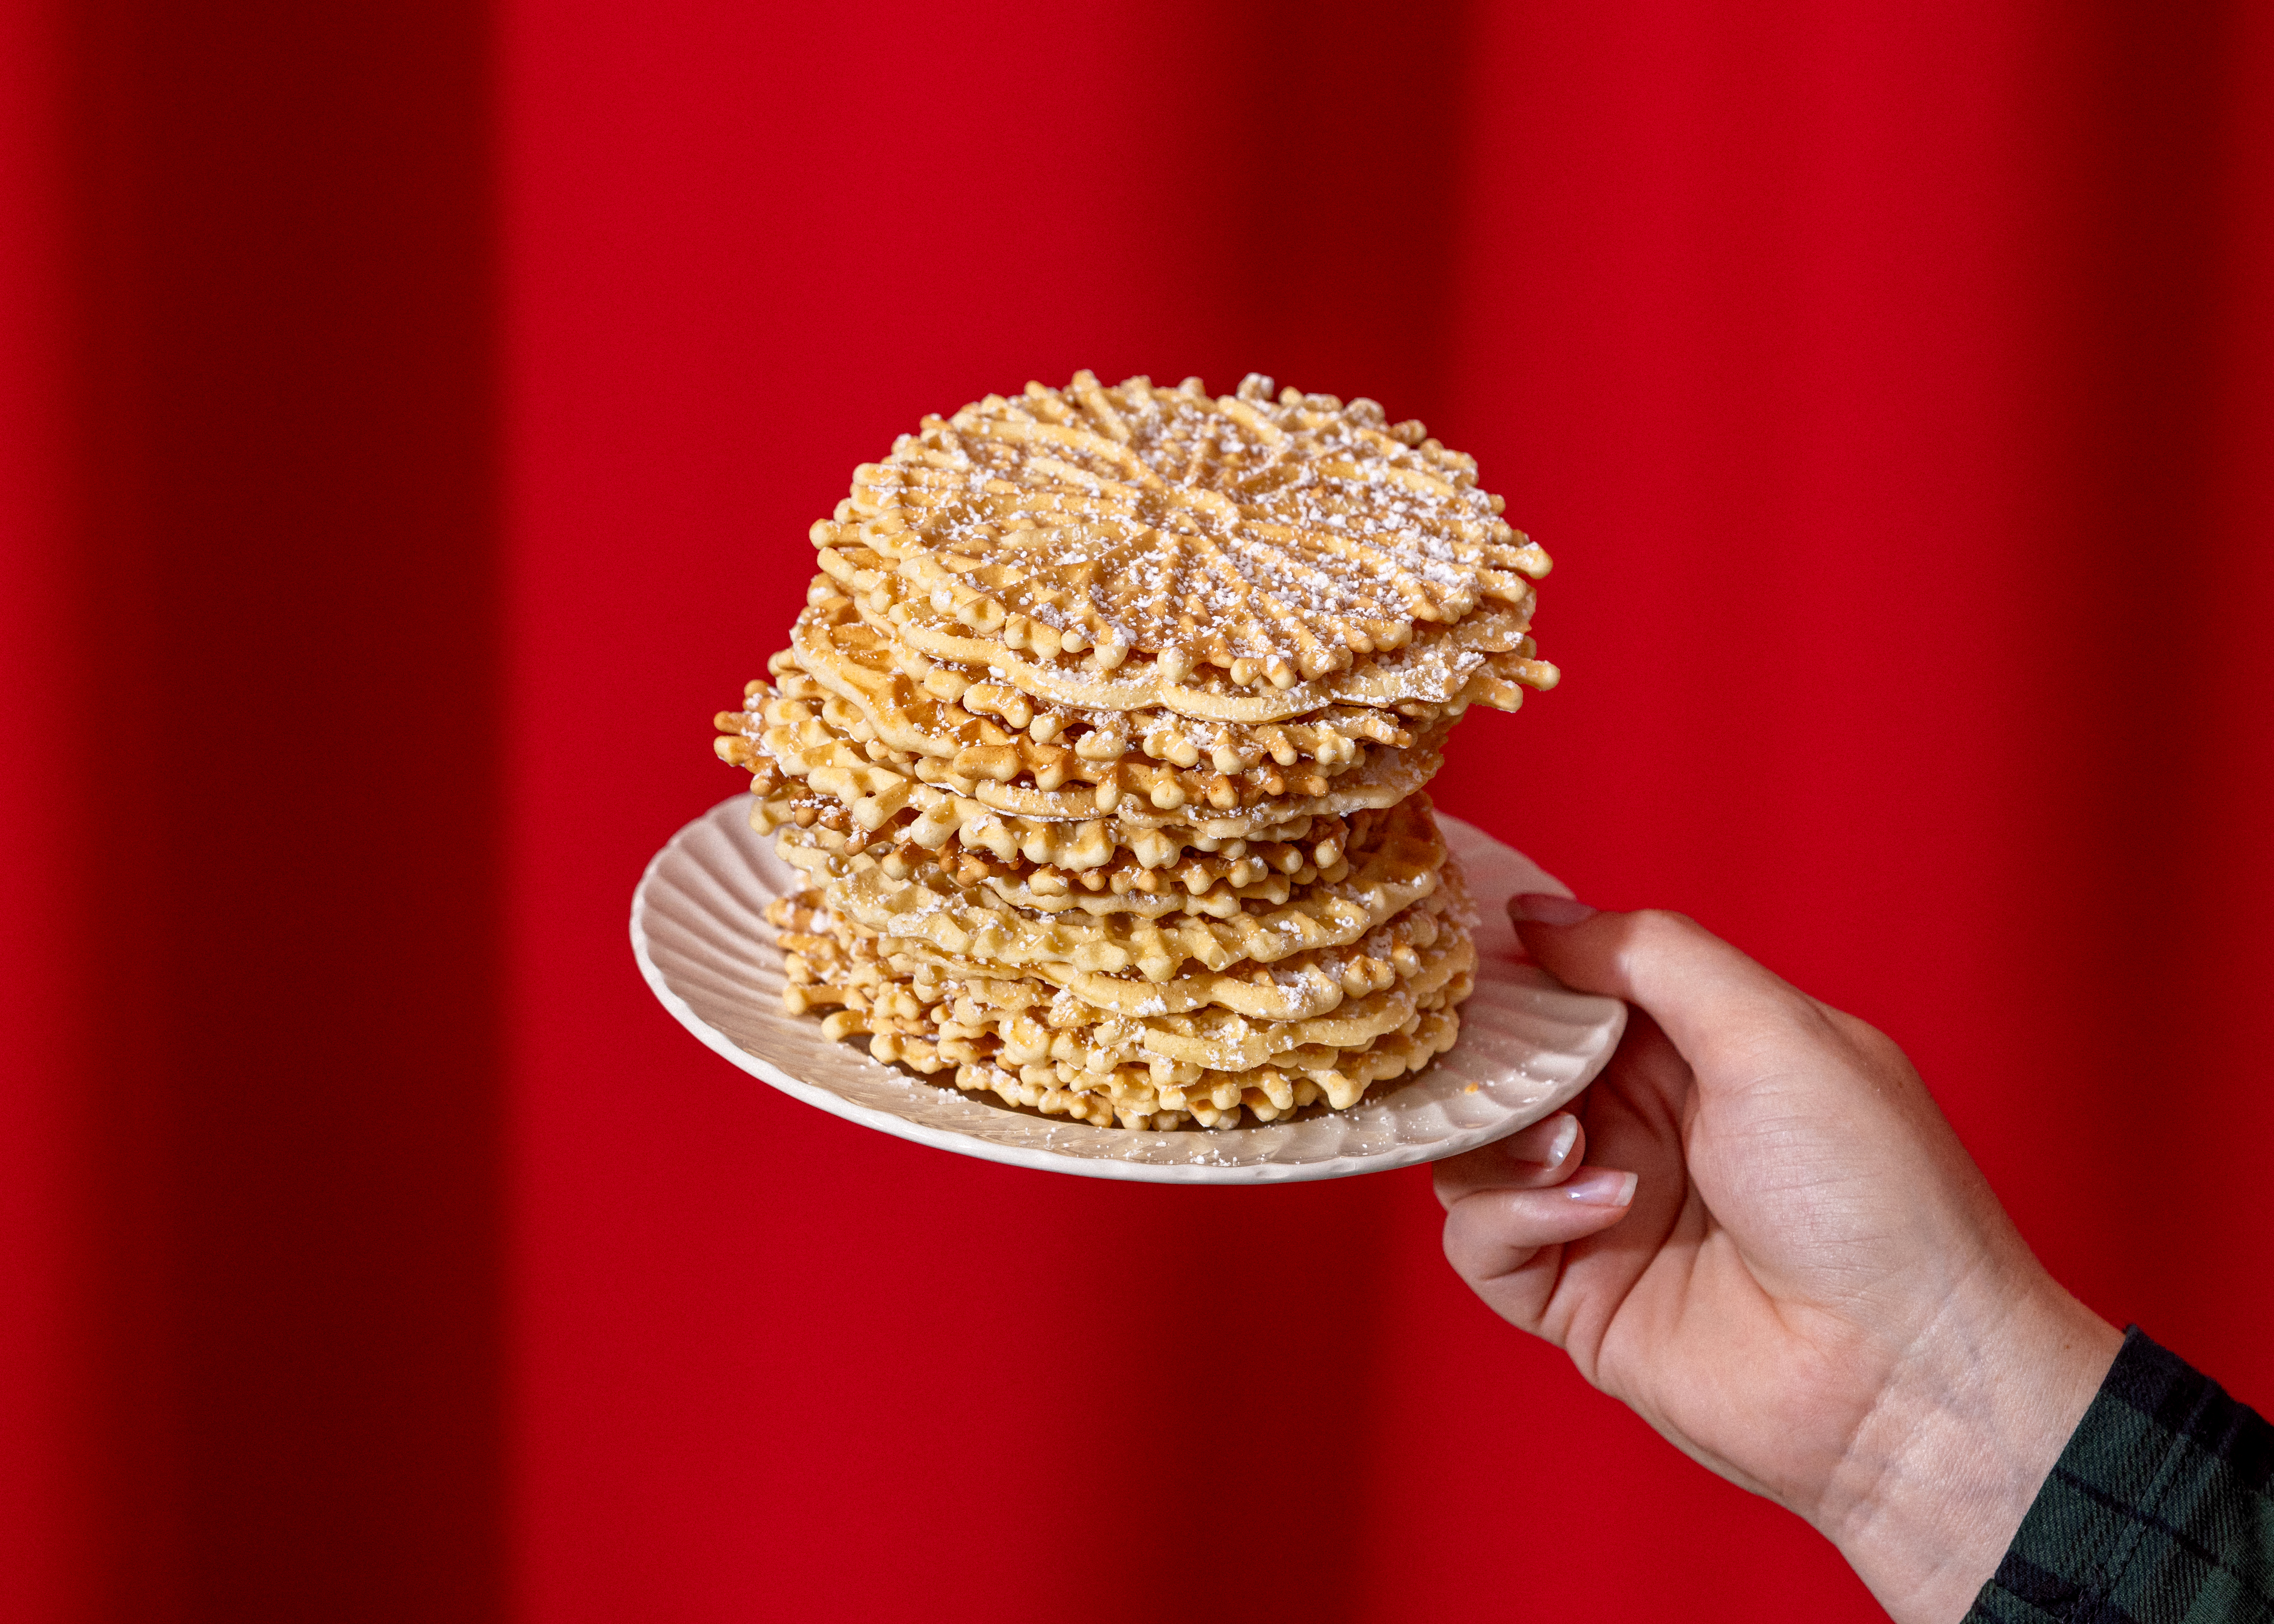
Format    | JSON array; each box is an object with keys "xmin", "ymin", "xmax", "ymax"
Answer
[
  {"xmin": 1564, "ymin": 1168, "xmax": 1638, "ymax": 1207},
  {"xmin": 1502, "ymin": 1111, "xmax": 1580, "ymax": 1170},
  {"xmin": 1510, "ymin": 892, "xmax": 1597, "ymax": 927}
]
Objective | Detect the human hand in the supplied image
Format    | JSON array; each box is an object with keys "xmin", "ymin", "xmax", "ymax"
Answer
[{"xmin": 1436, "ymin": 898, "xmax": 2121, "ymax": 1624}]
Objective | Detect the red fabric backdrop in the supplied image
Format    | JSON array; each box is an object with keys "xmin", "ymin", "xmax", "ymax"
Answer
[{"xmin": 7, "ymin": 2, "xmax": 2274, "ymax": 1619}]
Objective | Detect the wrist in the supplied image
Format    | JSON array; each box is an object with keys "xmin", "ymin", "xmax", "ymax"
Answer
[{"xmin": 1818, "ymin": 1254, "xmax": 2121, "ymax": 1624}]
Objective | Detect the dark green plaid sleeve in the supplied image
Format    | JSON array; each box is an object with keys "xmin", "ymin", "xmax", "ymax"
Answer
[{"xmin": 1966, "ymin": 1327, "xmax": 2274, "ymax": 1623}]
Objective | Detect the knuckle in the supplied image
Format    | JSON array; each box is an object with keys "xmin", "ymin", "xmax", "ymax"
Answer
[
  {"xmin": 1441, "ymin": 1195, "xmax": 1529, "ymax": 1282},
  {"xmin": 1836, "ymin": 1010, "xmax": 1916, "ymax": 1077},
  {"xmin": 1439, "ymin": 1206, "xmax": 1493, "ymax": 1280},
  {"xmin": 1623, "ymin": 907, "xmax": 1701, "ymax": 950},
  {"xmin": 1613, "ymin": 907, "xmax": 1704, "ymax": 978}
]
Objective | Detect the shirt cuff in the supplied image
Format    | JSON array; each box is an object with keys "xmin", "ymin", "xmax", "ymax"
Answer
[{"xmin": 1965, "ymin": 1326, "xmax": 2274, "ymax": 1622}]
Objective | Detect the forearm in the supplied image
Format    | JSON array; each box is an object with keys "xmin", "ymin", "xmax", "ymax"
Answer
[{"xmin": 1821, "ymin": 1262, "xmax": 2121, "ymax": 1624}]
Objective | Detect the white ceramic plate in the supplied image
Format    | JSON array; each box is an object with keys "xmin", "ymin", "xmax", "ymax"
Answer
[{"xmin": 631, "ymin": 795, "xmax": 1627, "ymax": 1184}]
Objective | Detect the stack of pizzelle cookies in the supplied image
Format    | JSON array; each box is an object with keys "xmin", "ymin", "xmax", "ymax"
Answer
[{"xmin": 713, "ymin": 372, "xmax": 1558, "ymax": 1130}]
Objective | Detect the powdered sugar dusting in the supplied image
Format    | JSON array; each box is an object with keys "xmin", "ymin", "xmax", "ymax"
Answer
[{"xmin": 828, "ymin": 371, "xmax": 1551, "ymax": 693}]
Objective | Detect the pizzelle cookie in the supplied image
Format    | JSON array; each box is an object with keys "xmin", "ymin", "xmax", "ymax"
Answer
[
  {"xmin": 821, "ymin": 790, "xmax": 1448, "ymax": 983},
  {"xmin": 767, "ymin": 869, "xmax": 1476, "ymax": 1129},
  {"xmin": 765, "ymin": 792, "xmax": 1354, "ymax": 905},
  {"xmin": 819, "ymin": 372, "xmax": 1554, "ymax": 697},
  {"xmin": 712, "ymin": 371, "xmax": 1557, "ymax": 1129}
]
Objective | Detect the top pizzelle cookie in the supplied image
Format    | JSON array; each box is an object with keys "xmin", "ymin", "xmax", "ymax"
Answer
[{"xmin": 809, "ymin": 371, "xmax": 1555, "ymax": 701}]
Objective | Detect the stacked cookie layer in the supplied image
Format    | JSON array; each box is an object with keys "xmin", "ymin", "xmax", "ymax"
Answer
[{"xmin": 714, "ymin": 372, "xmax": 1557, "ymax": 1129}]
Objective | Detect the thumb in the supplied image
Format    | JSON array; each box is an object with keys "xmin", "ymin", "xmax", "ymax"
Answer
[{"xmin": 1507, "ymin": 895, "xmax": 1825, "ymax": 1077}]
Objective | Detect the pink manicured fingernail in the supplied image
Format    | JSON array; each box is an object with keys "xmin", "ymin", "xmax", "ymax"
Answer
[
  {"xmin": 1510, "ymin": 892, "xmax": 1597, "ymax": 927},
  {"xmin": 1564, "ymin": 1168, "xmax": 1638, "ymax": 1207},
  {"xmin": 1500, "ymin": 1111, "xmax": 1580, "ymax": 1170}
]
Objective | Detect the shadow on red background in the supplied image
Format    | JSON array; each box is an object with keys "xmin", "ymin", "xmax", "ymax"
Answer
[
  {"xmin": 4, "ymin": 2, "xmax": 2272, "ymax": 1620},
  {"xmin": 29, "ymin": 1, "xmax": 505, "ymax": 1618}
]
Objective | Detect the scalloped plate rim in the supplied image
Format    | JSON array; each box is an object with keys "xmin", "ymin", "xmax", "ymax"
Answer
[{"xmin": 630, "ymin": 794, "xmax": 1627, "ymax": 1185}]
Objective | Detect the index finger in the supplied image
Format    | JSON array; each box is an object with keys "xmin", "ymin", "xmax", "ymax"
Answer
[{"xmin": 1433, "ymin": 1109, "xmax": 1586, "ymax": 1209}]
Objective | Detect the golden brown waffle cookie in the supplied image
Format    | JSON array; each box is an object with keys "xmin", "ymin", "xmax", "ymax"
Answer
[
  {"xmin": 803, "ymin": 862, "xmax": 1468, "ymax": 1019},
  {"xmin": 739, "ymin": 655, "xmax": 1438, "ymax": 818},
  {"xmin": 906, "ymin": 860, "xmax": 1477, "ymax": 1022},
  {"xmin": 898, "ymin": 968, "xmax": 1471, "ymax": 1107},
  {"xmin": 813, "ymin": 552, "xmax": 1540, "ymax": 733},
  {"xmin": 767, "ymin": 888, "xmax": 1470, "ymax": 1129},
  {"xmin": 825, "ymin": 794, "xmax": 1449, "ymax": 982},
  {"xmin": 770, "ymin": 801, "xmax": 1355, "ymax": 904},
  {"xmin": 776, "ymin": 829, "xmax": 1333, "ymax": 919},
  {"xmin": 815, "ymin": 372, "xmax": 1553, "ymax": 698},
  {"xmin": 728, "ymin": 777, "xmax": 1329, "ymax": 876},
  {"xmin": 946, "ymin": 1008, "xmax": 1462, "ymax": 1129},
  {"xmin": 774, "ymin": 803, "xmax": 1424, "ymax": 923},
  {"xmin": 733, "ymin": 678, "xmax": 1439, "ymax": 866},
  {"xmin": 921, "ymin": 1029, "xmax": 1454, "ymax": 1127},
  {"xmin": 768, "ymin": 588, "xmax": 1455, "ymax": 807},
  {"xmin": 771, "ymin": 857, "xmax": 1466, "ymax": 1003},
  {"xmin": 831, "ymin": 923, "xmax": 1469, "ymax": 1074},
  {"xmin": 823, "ymin": 546, "xmax": 1555, "ymax": 724}
]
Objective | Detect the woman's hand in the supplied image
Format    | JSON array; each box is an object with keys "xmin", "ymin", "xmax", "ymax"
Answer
[{"xmin": 1436, "ymin": 898, "xmax": 2120, "ymax": 1624}]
